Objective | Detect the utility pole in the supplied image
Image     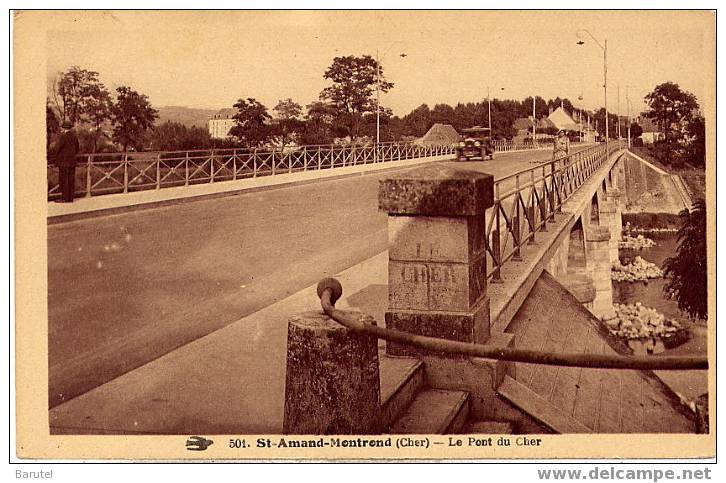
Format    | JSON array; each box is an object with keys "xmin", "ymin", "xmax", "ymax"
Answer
[
  {"xmin": 578, "ymin": 31, "xmax": 608, "ymax": 149},
  {"xmin": 532, "ymin": 96, "xmax": 536, "ymax": 145},
  {"xmin": 488, "ymin": 86, "xmax": 491, "ymax": 133},
  {"xmin": 376, "ymin": 48, "xmax": 380, "ymax": 146},
  {"xmin": 617, "ymin": 84, "xmax": 621, "ymax": 139},
  {"xmin": 626, "ymin": 86, "xmax": 631, "ymax": 148},
  {"xmin": 604, "ymin": 39, "xmax": 608, "ymax": 148},
  {"xmin": 588, "ymin": 113, "xmax": 591, "ymax": 142}
]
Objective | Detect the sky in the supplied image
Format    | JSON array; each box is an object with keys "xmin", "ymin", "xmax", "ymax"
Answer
[{"xmin": 45, "ymin": 10, "xmax": 714, "ymax": 118}]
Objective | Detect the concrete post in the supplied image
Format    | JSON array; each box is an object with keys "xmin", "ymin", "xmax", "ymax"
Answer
[
  {"xmin": 378, "ymin": 164, "xmax": 494, "ymax": 356},
  {"xmin": 379, "ymin": 165, "xmax": 515, "ymax": 420},
  {"xmin": 585, "ymin": 225, "xmax": 616, "ymax": 321},
  {"xmin": 283, "ymin": 311, "xmax": 380, "ymax": 434}
]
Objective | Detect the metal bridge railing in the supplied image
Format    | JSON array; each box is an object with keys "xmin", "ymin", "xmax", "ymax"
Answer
[
  {"xmin": 486, "ymin": 141, "xmax": 624, "ymax": 282},
  {"xmin": 46, "ymin": 142, "xmax": 456, "ymax": 201},
  {"xmin": 46, "ymin": 140, "xmax": 589, "ymax": 201},
  {"xmin": 316, "ymin": 278, "xmax": 707, "ymax": 371}
]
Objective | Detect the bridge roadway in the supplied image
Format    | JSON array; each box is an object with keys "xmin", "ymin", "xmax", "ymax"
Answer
[{"xmin": 48, "ymin": 145, "xmax": 593, "ymax": 407}]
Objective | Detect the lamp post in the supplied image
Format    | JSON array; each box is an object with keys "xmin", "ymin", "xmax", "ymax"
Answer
[
  {"xmin": 626, "ymin": 86, "xmax": 632, "ymax": 149},
  {"xmin": 488, "ymin": 86, "xmax": 491, "ymax": 133},
  {"xmin": 375, "ymin": 47, "xmax": 406, "ymax": 146},
  {"xmin": 577, "ymin": 29, "xmax": 608, "ymax": 150},
  {"xmin": 617, "ymin": 84, "xmax": 621, "ymax": 139},
  {"xmin": 532, "ymin": 96, "xmax": 537, "ymax": 146}
]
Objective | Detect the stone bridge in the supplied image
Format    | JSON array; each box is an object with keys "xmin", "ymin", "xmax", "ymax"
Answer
[
  {"xmin": 49, "ymin": 143, "xmax": 702, "ymax": 438},
  {"xmin": 284, "ymin": 144, "xmax": 700, "ymax": 436}
]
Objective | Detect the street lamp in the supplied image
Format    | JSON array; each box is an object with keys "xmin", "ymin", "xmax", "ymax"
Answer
[
  {"xmin": 626, "ymin": 85, "xmax": 632, "ymax": 149},
  {"xmin": 576, "ymin": 29, "xmax": 608, "ymax": 150},
  {"xmin": 375, "ymin": 49, "xmax": 406, "ymax": 145}
]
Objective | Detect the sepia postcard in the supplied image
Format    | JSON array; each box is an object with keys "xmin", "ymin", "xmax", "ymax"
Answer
[{"xmin": 12, "ymin": 9, "xmax": 716, "ymax": 461}]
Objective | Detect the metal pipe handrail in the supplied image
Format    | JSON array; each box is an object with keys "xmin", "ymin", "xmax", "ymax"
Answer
[
  {"xmin": 494, "ymin": 142, "xmax": 608, "ymax": 187},
  {"xmin": 316, "ymin": 278, "xmax": 708, "ymax": 371}
]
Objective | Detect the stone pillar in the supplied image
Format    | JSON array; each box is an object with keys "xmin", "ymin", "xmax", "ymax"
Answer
[
  {"xmin": 283, "ymin": 311, "xmax": 380, "ymax": 434},
  {"xmin": 378, "ymin": 164, "xmax": 494, "ymax": 356},
  {"xmin": 379, "ymin": 165, "xmax": 515, "ymax": 420},
  {"xmin": 545, "ymin": 234, "xmax": 570, "ymax": 279},
  {"xmin": 585, "ymin": 225, "xmax": 616, "ymax": 321},
  {"xmin": 598, "ymin": 200, "xmax": 621, "ymax": 265}
]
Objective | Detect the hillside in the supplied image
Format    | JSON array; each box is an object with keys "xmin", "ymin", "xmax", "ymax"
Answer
[{"xmin": 155, "ymin": 106, "xmax": 221, "ymax": 128}]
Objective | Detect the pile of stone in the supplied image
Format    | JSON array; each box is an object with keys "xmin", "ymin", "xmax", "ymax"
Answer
[
  {"xmin": 623, "ymin": 222, "xmax": 678, "ymax": 235},
  {"xmin": 619, "ymin": 234, "xmax": 656, "ymax": 250},
  {"xmin": 607, "ymin": 302, "xmax": 682, "ymax": 341},
  {"xmin": 611, "ymin": 256, "xmax": 663, "ymax": 282}
]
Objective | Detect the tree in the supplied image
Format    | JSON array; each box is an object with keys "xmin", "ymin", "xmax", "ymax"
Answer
[
  {"xmin": 592, "ymin": 108, "xmax": 619, "ymax": 139},
  {"xmin": 686, "ymin": 114, "xmax": 705, "ymax": 167},
  {"xmin": 111, "ymin": 86, "xmax": 159, "ymax": 152},
  {"xmin": 272, "ymin": 98, "xmax": 303, "ymax": 147},
  {"xmin": 300, "ymin": 101, "xmax": 341, "ymax": 145},
  {"xmin": 490, "ymin": 99, "xmax": 521, "ymax": 139},
  {"xmin": 401, "ymin": 104, "xmax": 433, "ymax": 137},
  {"xmin": 229, "ymin": 98, "xmax": 272, "ymax": 147},
  {"xmin": 146, "ymin": 121, "xmax": 212, "ymax": 151},
  {"xmin": 51, "ymin": 66, "xmax": 106, "ymax": 126},
  {"xmin": 644, "ymin": 82, "xmax": 699, "ymax": 164},
  {"xmin": 663, "ymin": 198, "xmax": 707, "ymax": 319},
  {"xmin": 629, "ymin": 122, "xmax": 643, "ymax": 139},
  {"xmin": 83, "ymin": 83, "xmax": 113, "ymax": 153},
  {"xmin": 319, "ymin": 55, "xmax": 393, "ymax": 141},
  {"xmin": 522, "ymin": 96, "xmax": 549, "ymax": 120}
]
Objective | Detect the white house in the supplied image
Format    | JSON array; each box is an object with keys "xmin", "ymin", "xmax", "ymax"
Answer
[
  {"xmin": 208, "ymin": 108, "xmax": 237, "ymax": 139},
  {"xmin": 548, "ymin": 107, "xmax": 596, "ymax": 142},
  {"xmin": 635, "ymin": 116, "xmax": 664, "ymax": 144}
]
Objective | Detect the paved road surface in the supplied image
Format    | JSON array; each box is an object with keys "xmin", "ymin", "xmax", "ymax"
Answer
[{"xmin": 48, "ymin": 146, "xmax": 592, "ymax": 406}]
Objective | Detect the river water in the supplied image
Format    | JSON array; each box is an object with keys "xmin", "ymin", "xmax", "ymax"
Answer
[
  {"xmin": 615, "ymin": 233, "xmax": 679, "ymax": 319},
  {"xmin": 613, "ymin": 231, "xmax": 707, "ymax": 357},
  {"xmin": 613, "ymin": 230, "xmax": 708, "ymax": 402}
]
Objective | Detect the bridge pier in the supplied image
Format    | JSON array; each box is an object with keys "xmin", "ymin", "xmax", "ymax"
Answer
[
  {"xmin": 584, "ymin": 224, "xmax": 616, "ymax": 321},
  {"xmin": 598, "ymin": 200, "xmax": 621, "ymax": 265}
]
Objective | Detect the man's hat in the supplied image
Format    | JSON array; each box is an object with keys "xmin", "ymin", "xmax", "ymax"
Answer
[{"xmin": 61, "ymin": 121, "xmax": 73, "ymax": 129}]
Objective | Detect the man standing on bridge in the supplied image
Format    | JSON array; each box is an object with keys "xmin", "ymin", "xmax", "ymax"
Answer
[{"xmin": 51, "ymin": 121, "xmax": 80, "ymax": 202}]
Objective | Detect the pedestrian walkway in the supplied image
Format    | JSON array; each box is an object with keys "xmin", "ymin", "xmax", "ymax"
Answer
[
  {"xmin": 48, "ymin": 145, "xmax": 561, "ymax": 222},
  {"xmin": 50, "ymin": 252, "xmax": 390, "ymax": 434},
  {"xmin": 47, "ymin": 154, "xmax": 453, "ymax": 222}
]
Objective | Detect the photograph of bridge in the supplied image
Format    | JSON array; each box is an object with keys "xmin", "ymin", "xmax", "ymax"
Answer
[{"xmin": 13, "ymin": 9, "xmax": 714, "ymax": 459}]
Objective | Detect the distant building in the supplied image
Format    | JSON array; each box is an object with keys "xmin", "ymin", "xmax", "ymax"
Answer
[
  {"xmin": 548, "ymin": 107, "xmax": 579, "ymax": 131},
  {"xmin": 512, "ymin": 116, "xmax": 557, "ymax": 143},
  {"xmin": 635, "ymin": 116, "xmax": 664, "ymax": 144},
  {"xmin": 208, "ymin": 108, "xmax": 237, "ymax": 139},
  {"xmin": 417, "ymin": 123, "xmax": 460, "ymax": 146}
]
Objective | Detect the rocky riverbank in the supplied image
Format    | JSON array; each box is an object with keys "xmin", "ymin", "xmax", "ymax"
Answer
[
  {"xmin": 619, "ymin": 234, "xmax": 656, "ymax": 250},
  {"xmin": 606, "ymin": 303, "xmax": 689, "ymax": 354},
  {"xmin": 611, "ymin": 256, "xmax": 663, "ymax": 282}
]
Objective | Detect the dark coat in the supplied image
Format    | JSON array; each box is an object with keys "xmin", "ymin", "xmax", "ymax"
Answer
[{"xmin": 52, "ymin": 131, "xmax": 80, "ymax": 167}]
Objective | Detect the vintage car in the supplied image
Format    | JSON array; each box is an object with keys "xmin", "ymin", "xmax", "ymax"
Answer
[{"xmin": 455, "ymin": 127, "xmax": 494, "ymax": 161}]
